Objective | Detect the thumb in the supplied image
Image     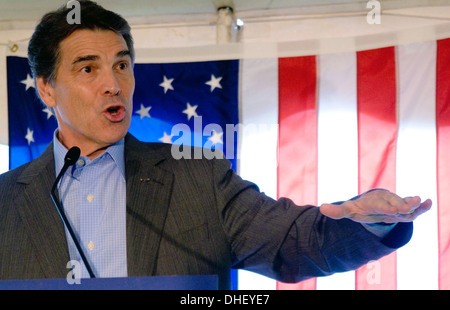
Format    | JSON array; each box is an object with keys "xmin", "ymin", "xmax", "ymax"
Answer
[{"xmin": 319, "ymin": 203, "xmax": 349, "ymax": 220}]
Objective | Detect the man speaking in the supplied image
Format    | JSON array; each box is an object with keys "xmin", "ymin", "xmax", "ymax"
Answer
[{"xmin": 0, "ymin": 0, "xmax": 431, "ymax": 289}]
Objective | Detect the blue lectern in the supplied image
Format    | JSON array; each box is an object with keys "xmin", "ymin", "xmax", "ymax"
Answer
[{"xmin": 0, "ymin": 275, "xmax": 218, "ymax": 290}]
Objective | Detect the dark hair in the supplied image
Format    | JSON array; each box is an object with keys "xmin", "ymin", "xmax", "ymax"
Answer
[{"xmin": 28, "ymin": 0, "xmax": 135, "ymax": 84}]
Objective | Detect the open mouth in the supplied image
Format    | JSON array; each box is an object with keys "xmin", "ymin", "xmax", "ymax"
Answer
[
  {"xmin": 104, "ymin": 105, "xmax": 126, "ymax": 121},
  {"xmin": 107, "ymin": 106, "xmax": 120, "ymax": 116}
]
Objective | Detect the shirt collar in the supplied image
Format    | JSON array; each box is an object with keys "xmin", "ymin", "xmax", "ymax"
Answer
[{"xmin": 53, "ymin": 130, "xmax": 125, "ymax": 179}]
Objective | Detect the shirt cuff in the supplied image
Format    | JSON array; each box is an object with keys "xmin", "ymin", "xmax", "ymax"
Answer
[{"xmin": 361, "ymin": 222, "xmax": 397, "ymax": 239}]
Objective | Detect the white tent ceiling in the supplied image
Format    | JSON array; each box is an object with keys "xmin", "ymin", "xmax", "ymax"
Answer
[
  {"xmin": 0, "ymin": 0, "xmax": 450, "ymax": 27},
  {"xmin": 1, "ymin": 0, "xmax": 449, "ymax": 50},
  {"xmin": 0, "ymin": 0, "xmax": 436, "ymax": 21}
]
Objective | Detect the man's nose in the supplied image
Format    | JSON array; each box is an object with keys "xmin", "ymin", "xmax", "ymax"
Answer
[{"xmin": 102, "ymin": 70, "xmax": 121, "ymax": 96}]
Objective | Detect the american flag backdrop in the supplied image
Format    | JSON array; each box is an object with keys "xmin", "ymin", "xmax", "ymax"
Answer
[{"xmin": 5, "ymin": 37, "xmax": 450, "ymax": 290}]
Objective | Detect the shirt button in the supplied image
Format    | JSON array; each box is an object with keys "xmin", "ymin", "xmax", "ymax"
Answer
[
  {"xmin": 77, "ymin": 159, "xmax": 85, "ymax": 166},
  {"xmin": 87, "ymin": 194, "xmax": 94, "ymax": 202},
  {"xmin": 87, "ymin": 241, "xmax": 94, "ymax": 250}
]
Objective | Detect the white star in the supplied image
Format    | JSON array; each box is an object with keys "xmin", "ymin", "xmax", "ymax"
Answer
[
  {"xmin": 42, "ymin": 107, "xmax": 54, "ymax": 120},
  {"xmin": 208, "ymin": 130, "xmax": 223, "ymax": 146},
  {"xmin": 21, "ymin": 74, "xmax": 35, "ymax": 91},
  {"xmin": 158, "ymin": 132, "xmax": 173, "ymax": 144},
  {"xmin": 205, "ymin": 74, "xmax": 222, "ymax": 92},
  {"xmin": 135, "ymin": 104, "xmax": 151, "ymax": 119},
  {"xmin": 25, "ymin": 128, "xmax": 34, "ymax": 145},
  {"xmin": 159, "ymin": 75, "xmax": 174, "ymax": 94},
  {"xmin": 182, "ymin": 103, "xmax": 199, "ymax": 121}
]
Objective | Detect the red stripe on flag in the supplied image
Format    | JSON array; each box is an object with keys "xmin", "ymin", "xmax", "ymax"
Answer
[
  {"xmin": 436, "ymin": 38, "xmax": 450, "ymax": 290},
  {"xmin": 277, "ymin": 56, "xmax": 317, "ymax": 290},
  {"xmin": 355, "ymin": 47, "xmax": 398, "ymax": 289}
]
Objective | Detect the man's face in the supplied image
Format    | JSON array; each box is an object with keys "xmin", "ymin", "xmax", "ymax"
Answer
[{"xmin": 38, "ymin": 29, "xmax": 135, "ymax": 157}]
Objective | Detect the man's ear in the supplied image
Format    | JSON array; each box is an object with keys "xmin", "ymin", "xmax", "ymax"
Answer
[{"xmin": 36, "ymin": 77, "xmax": 56, "ymax": 108}]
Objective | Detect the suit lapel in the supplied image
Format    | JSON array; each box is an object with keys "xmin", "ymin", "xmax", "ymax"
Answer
[
  {"xmin": 124, "ymin": 134, "xmax": 174, "ymax": 276},
  {"xmin": 14, "ymin": 144, "xmax": 70, "ymax": 278}
]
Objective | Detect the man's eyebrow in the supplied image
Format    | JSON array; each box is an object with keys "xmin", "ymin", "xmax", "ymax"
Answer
[
  {"xmin": 72, "ymin": 55, "xmax": 99, "ymax": 65},
  {"xmin": 117, "ymin": 50, "xmax": 131, "ymax": 59},
  {"xmin": 71, "ymin": 51, "xmax": 130, "ymax": 66}
]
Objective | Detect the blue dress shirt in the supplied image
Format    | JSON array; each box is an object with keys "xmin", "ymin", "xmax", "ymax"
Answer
[{"xmin": 53, "ymin": 133, "xmax": 127, "ymax": 279}]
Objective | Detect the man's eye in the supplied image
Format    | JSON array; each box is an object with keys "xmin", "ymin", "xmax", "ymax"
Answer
[
  {"xmin": 118, "ymin": 63, "xmax": 128, "ymax": 70},
  {"xmin": 81, "ymin": 66, "xmax": 92, "ymax": 73}
]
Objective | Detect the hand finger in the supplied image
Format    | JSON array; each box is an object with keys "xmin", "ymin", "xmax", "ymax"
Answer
[
  {"xmin": 409, "ymin": 198, "xmax": 432, "ymax": 218},
  {"xmin": 356, "ymin": 190, "xmax": 406, "ymax": 216},
  {"xmin": 381, "ymin": 198, "xmax": 432, "ymax": 223},
  {"xmin": 379, "ymin": 194, "xmax": 418, "ymax": 215},
  {"xmin": 380, "ymin": 195, "xmax": 421, "ymax": 215},
  {"xmin": 319, "ymin": 203, "xmax": 350, "ymax": 220},
  {"xmin": 397, "ymin": 196, "xmax": 431, "ymax": 215},
  {"xmin": 401, "ymin": 196, "xmax": 422, "ymax": 214}
]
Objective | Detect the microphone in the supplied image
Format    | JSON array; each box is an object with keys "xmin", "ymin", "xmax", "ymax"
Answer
[{"xmin": 50, "ymin": 146, "xmax": 96, "ymax": 278}]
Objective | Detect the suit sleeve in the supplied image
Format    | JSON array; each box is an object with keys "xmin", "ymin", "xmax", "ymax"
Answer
[{"xmin": 211, "ymin": 156, "xmax": 412, "ymax": 283}]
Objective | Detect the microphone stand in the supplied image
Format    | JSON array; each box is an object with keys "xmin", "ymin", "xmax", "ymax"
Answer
[{"xmin": 50, "ymin": 146, "xmax": 96, "ymax": 278}]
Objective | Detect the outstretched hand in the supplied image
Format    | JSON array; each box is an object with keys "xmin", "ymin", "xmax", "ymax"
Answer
[{"xmin": 319, "ymin": 189, "xmax": 432, "ymax": 224}]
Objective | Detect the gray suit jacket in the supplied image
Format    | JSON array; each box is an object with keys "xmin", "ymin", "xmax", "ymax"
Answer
[{"xmin": 0, "ymin": 133, "xmax": 412, "ymax": 289}]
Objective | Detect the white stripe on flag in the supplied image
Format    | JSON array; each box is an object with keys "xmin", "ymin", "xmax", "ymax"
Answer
[
  {"xmin": 315, "ymin": 52, "xmax": 358, "ymax": 290},
  {"xmin": 238, "ymin": 58, "xmax": 278, "ymax": 290},
  {"xmin": 395, "ymin": 41, "xmax": 439, "ymax": 290}
]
